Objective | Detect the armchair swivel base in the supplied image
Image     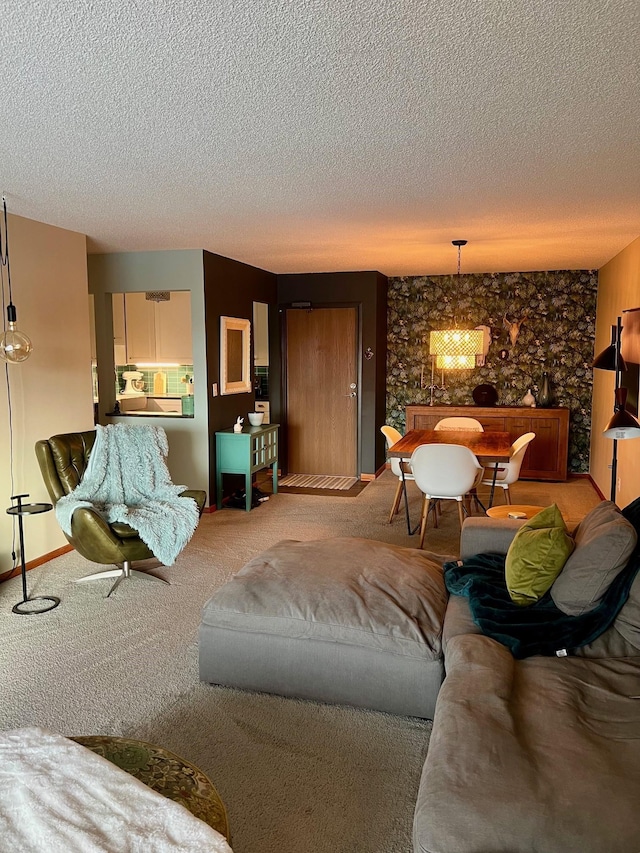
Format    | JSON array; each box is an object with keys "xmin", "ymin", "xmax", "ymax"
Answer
[{"xmin": 76, "ymin": 559, "xmax": 170, "ymax": 598}]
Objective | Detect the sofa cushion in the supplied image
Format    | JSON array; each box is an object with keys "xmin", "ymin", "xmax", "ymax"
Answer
[
  {"xmin": 199, "ymin": 537, "xmax": 449, "ymax": 718},
  {"xmin": 505, "ymin": 504, "xmax": 574, "ymax": 606},
  {"xmin": 551, "ymin": 501, "xmax": 637, "ymax": 616},
  {"xmin": 612, "ymin": 570, "xmax": 640, "ymax": 651},
  {"xmin": 413, "ymin": 632, "xmax": 640, "ymax": 853}
]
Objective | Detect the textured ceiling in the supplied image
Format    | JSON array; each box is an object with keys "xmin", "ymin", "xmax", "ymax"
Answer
[{"xmin": 2, "ymin": 0, "xmax": 640, "ymax": 275}]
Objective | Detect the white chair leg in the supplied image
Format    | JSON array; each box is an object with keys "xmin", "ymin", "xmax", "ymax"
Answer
[
  {"xmin": 457, "ymin": 500, "xmax": 465, "ymax": 529},
  {"xmin": 504, "ymin": 486, "xmax": 511, "ymax": 505}
]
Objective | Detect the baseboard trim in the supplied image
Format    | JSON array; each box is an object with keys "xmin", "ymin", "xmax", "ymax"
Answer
[
  {"xmin": 0, "ymin": 544, "xmax": 73, "ymax": 584},
  {"xmin": 582, "ymin": 474, "xmax": 607, "ymax": 500}
]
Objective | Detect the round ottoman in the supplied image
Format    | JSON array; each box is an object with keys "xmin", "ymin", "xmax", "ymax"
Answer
[{"xmin": 71, "ymin": 735, "xmax": 230, "ymax": 842}]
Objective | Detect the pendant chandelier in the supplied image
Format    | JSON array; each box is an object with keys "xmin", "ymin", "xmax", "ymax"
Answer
[
  {"xmin": 429, "ymin": 240, "xmax": 483, "ymax": 369},
  {"xmin": 0, "ymin": 196, "xmax": 33, "ymax": 363}
]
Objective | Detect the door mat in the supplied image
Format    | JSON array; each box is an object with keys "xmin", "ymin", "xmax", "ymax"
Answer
[{"xmin": 278, "ymin": 474, "xmax": 359, "ymax": 491}]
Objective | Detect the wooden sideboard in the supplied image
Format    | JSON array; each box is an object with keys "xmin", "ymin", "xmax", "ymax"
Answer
[{"xmin": 404, "ymin": 405, "xmax": 570, "ymax": 481}]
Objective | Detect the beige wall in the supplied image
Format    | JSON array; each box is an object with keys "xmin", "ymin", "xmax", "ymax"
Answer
[
  {"xmin": 0, "ymin": 214, "xmax": 91, "ymax": 574},
  {"xmin": 592, "ymin": 235, "xmax": 640, "ymax": 506}
]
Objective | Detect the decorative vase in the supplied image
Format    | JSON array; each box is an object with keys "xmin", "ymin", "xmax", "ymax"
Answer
[
  {"xmin": 522, "ymin": 388, "xmax": 536, "ymax": 407},
  {"xmin": 538, "ymin": 371, "xmax": 551, "ymax": 407}
]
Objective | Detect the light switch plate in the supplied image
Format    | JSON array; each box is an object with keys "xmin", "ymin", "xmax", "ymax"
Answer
[{"xmin": 212, "ymin": 383, "xmax": 218, "ymax": 397}]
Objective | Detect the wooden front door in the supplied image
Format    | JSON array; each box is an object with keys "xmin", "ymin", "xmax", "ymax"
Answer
[{"xmin": 285, "ymin": 307, "xmax": 358, "ymax": 477}]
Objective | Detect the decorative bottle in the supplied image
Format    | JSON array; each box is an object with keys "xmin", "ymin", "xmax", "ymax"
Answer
[
  {"xmin": 522, "ymin": 388, "xmax": 535, "ymax": 407},
  {"xmin": 538, "ymin": 372, "xmax": 551, "ymax": 407}
]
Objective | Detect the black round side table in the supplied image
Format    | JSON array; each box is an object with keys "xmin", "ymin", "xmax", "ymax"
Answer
[{"xmin": 6, "ymin": 493, "xmax": 60, "ymax": 615}]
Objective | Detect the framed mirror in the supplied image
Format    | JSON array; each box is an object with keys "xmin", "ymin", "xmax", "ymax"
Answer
[{"xmin": 220, "ymin": 316, "xmax": 251, "ymax": 395}]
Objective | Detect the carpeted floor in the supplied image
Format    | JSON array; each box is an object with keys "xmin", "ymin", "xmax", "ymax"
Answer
[{"xmin": 0, "ymin": 471, "xmax": 600, "ymax": 852}]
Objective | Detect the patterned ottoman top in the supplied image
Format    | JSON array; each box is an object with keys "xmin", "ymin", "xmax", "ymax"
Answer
[{"xmin": 71, "ymin": 735, "xmax": 230, "ymax": 842}]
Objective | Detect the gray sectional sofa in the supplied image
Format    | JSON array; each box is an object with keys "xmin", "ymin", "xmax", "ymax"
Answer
[
  {"xmin": 414, "ymin": 513, "xmax": 640, "ymax": 853},
  {"xmin": 200, "ymin": 503, "xmax": 640, "ymax": 853}
]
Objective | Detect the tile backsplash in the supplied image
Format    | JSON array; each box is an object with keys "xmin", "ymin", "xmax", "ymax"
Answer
[
  {"xmin": 255, "ymin": 365, "xmax": 269, "ymax": 399},
  {"xmin": 115, "ymin": 364, "xmax": 194, "ymax": 395}
]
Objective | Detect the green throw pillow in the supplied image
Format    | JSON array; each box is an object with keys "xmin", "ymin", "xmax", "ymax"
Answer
[{"xmin": 505, "ymin": 504, "xmax": 575, "ymax": 606}]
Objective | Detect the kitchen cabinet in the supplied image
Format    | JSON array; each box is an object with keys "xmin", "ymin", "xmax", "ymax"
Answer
[
  {"xmin": 125, "ymin": 292, "xmax": 192, "ymax": 364},
  {"xmin": 89, "ymin": 294, "xmax": 96, "ymax": 360},
  {"xmin": 254, "ymin": 401, "xmax": 270, "ymax": 423},
  {"xmin": 404, "ymin": 405, "xmax": 570, "ymax": 481},
  {"xmin": 253, "ymin": 301, "xmax": 269, "ymax": 366},
  {"xmin": 90, "ymin": 293, "xmax": 125, "ymax": 363},
  {"xmin": 113, "ymin": 293, "xmax": 126, "ymax": 364}
]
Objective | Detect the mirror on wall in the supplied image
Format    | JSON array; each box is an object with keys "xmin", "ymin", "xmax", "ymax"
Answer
[{"xmin": 220, "ymin": 316, "xmax": 251, "ymax": 395}]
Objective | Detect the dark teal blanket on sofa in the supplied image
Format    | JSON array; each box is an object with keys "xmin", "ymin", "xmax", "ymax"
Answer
[{"xmin": 444, "ymin": 498, "xmax": 640, "ymax": 659}]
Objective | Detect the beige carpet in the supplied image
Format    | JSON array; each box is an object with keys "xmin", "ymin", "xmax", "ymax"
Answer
[{"xmin": 0, "ymin": 472, "xmax": 600, "ymax": 853}]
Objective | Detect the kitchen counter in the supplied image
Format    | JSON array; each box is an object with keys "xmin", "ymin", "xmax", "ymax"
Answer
[
  {"xmin": 112, "ymin": 411, "xmax": 190, "ymax": 418},
  {"xmin": 106, "ymin": 393, "xmax": 194, "ymax": 418}
]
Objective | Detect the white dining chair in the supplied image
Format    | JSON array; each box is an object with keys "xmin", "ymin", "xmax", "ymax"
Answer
[
  {"xmin": 434, "ymin": 417, "xmax": 484, "ymax": 431},
  {"xmin": 410, "ymin": 443, "xmax": 484, "ymax": 548},
  {"xmin": 381, "ymin": 425, "xmax": 417, "ymax": 524},
  {"xmin": 480, "ymin": 432, "xmax": 536, "ymax": 504}
]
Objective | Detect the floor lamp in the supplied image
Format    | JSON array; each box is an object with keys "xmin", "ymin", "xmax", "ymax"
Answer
[{"xmin": 593, "ymin": 316, "xmax": 640, "ymax": 503}]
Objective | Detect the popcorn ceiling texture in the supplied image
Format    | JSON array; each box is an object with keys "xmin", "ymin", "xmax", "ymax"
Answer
[{"xmin": 1, "ymin": 1, "xmax": 640, "ymax": 274}]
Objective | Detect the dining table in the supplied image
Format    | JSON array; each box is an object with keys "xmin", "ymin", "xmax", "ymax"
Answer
[{"xmin": 387, "ymin": 428, "xmax": 513, "ymax": 535}]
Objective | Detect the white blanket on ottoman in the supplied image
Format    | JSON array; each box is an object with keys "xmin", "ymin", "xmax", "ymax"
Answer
[{"xmin": 0, "ymin": 727, "xmax": 233, "ymax": 852}]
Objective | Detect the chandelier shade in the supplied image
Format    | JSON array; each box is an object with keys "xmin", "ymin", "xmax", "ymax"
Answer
[{"xmin": 429, "ymin": 329, "xmax": 484, "ymax": 369}]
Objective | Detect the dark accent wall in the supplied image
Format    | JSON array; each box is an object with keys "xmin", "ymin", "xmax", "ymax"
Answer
[
  {"xmin": 276, "ymin": 271, "xmax": 388, "ymax": 475},
  {"xmin": 387, "ymin": 269, "xmax": 598, "ymax": 473},
  {"xmin": 203, "ymin": 252, "xmax": 277, "ymax": 500}
]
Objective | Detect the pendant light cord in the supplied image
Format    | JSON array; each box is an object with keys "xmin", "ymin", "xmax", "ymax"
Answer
[
  {"xmin": 0, "ymin": 196, "xmax": 18, "ymax": 568},
  {"xmin": 0, "ymin": 196, "xmax": 13, "ymax": 306}
]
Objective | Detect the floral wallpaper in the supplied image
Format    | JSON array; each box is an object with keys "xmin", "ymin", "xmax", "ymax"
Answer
[{"xmin": 387, "ymin": 270, "xmax": 598, "ymax": 473}]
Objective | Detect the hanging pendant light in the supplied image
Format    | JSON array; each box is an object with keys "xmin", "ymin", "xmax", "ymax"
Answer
[
  {"xmin": 429, "ymin": 240, "xmax": 483, "ymax": 369},
  {"xmin": 0, "ymin": 196, "xmax": 33, "ymax": 363}
]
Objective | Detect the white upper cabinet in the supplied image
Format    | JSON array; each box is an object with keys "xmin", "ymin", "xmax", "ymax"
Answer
[
  {"xmin": 253, "ymin": 301, "xmax": 269, "ymax": 366},
  {"xmin": 155, "ymin": 292, "xmax": 192, "ymax": 363},
  {"xmin": 112, "ymin": 293, "xmax": 127, "ymax": 364},
  {"xmin": 125, "ymin": 292, "xmax": 193, "ymax": 364}
]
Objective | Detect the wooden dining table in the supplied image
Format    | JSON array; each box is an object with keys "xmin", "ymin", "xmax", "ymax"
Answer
[{"xmin": 387, "ymin": 429, "xmax": 513, "ymax": 534}]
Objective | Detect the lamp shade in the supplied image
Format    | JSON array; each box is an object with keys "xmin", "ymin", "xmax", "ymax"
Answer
[
  {"xmin": 593, "ymin": 325, "xmax": 626, "ymax": 371},
  {"xmin": 429, "ymin": 329, "xmax": 484, "ymax": 370},
  {"xmin": 604, "ymin": 387, "xmax": 640, "ymax": 439}
]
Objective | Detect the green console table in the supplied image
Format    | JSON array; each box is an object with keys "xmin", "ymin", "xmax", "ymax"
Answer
[{"xmin": 216, "ymin": 424, "xmax": 279, "ymax": 511}]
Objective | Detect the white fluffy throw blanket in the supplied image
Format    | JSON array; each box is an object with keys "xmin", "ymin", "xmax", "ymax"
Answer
[
  {"xmin": 0, "ymin": 727, "xmax": 233, "ymax": 852},
  {"xmin": 55, "ymin": 424, "xmax": 199, "ymax": 566}
]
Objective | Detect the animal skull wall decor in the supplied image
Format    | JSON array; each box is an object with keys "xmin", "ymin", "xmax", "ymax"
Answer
[{"xmin": 503, "ymin": 314, "xmax": 527, "ymax": 347}]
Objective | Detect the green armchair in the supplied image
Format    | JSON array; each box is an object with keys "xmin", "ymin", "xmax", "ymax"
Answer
[{"xmin": 35, "ymin": 430, "xmax": 206, "ymax": 596}]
